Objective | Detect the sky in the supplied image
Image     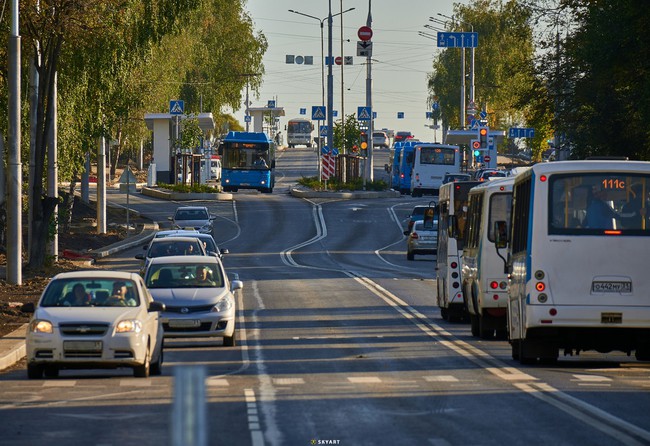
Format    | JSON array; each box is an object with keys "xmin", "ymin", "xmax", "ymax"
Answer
[{"xmin": 235, "ymin": 0, "xmax": 468, "ymax": 140}]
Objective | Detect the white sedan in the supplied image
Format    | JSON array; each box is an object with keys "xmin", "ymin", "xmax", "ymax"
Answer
[
  {"xmin": 24, "ymin": 271, "xmax": 165, "ymax": 379},
  {"xmin": 143, "ymin": 255, "xmax": 243, "ymax": 346}
]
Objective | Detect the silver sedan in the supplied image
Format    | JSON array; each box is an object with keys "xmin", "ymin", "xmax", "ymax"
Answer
[{"xmin": 143, "ymin": 255, "xmax": 243, "ymax": 346}]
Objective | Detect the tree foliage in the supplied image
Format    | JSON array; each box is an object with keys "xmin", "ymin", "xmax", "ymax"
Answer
[{"xmin": 0, "ymin": 0, "xmax": 266, "ymax": 269}]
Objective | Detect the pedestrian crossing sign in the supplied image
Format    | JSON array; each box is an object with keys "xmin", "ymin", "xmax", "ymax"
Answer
[
  {"xmin": 357, "ymin": 106, "xmax": 371, "ymax": 121},
  {"xmin": 312, "ymin": 106, "xmax": 326, "ymax": 120},
  {"xmin": 169, "ymin": 100, "xmax": 184, "ymax": 115}
]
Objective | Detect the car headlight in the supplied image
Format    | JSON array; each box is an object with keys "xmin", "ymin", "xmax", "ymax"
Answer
[
  {"xmin": 115, "ymin": 319, "xmax": 143, "ymax": 333},
  {"xmin": 201, "ymin": 223, "xmax": 212, "ymax": 232},
  {"xmin": 30, "ymin": 319, "xmax": 53, "ymax": 334},
  {"xmin": 211, "ymin": 297, "xmax": 233, "ymax": 313}
]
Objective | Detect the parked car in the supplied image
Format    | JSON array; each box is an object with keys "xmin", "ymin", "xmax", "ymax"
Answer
[
  {"xmin": 168, "ymin": 206, "xmax": 215, "ymax": 234},
  {"xmin": 372, "ymin": 131, "xmax": 389, "ymax": 148},
  {"xmin": 23, "ymin": 270, "xmax": 165, "ymax": 379},
  {"xmin": 404, "ymin": 220, "xmax": 438, "ymax": 260},
  {"xmin": 154, "ymin": 229, "xmax": 229, "ymax": 260},
  {"xmin": 143, "ymin": 255, "xmax": 243, "ymax": 346},
  {"xmin": 442, "ymin": 173, "xmax": 473, "ymax": 184},
  {"xmin": 135, "ymin": 236, "xmax": 207, "ymax": 276}
]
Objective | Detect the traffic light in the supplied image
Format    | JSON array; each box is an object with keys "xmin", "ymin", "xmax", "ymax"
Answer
[
  {"xmin": 471, "ymin": 139, "xmax": 481, "ymax": 157},
  {"xmin": 478, "ymin": 126, "xmax": 489, "ymax": 149}
]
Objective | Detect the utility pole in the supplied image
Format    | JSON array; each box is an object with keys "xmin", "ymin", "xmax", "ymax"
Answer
[
  {"xmin": 326, "ymin": 1, "xmax": 334, "ymax": 154},
  {"xmin": 7, "ymin": 0, "xmax": 22, "ymax": 284},
  {"xmin": 365, "ymin": 0, "xmax": 374, "ymax": 182},
  {"xmin": 47, "ymin": 73, "xmax": 58, "ymax": 260}
]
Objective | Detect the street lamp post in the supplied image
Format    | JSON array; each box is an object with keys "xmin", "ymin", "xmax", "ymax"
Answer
[{"xmin": 288, "ymin": 6, "xmax": 355, "ymax": 156}]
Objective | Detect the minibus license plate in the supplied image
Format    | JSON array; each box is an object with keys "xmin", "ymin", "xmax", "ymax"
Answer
[{"xmin": 592, "ymin": 281, "xmax": 631, "ymax": 293}]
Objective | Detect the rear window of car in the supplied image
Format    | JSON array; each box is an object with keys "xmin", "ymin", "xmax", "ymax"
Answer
[{"xmin": 175, "ymin": 209, "xmax": 208, "ymax": 220}]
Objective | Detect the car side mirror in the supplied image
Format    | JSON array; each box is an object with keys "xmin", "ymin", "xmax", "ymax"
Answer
[
  {"xmin": 231, "ymin": 280, "xmax": 244, "ymax": 291},
  {"xmin": 149, "ymin": 301, "xmax": 166, "ymax": 312},
  {"xmin": 21, "ymin": 302, "xmax": 35, "ymax": 313},
  {"xmin": 403, "ymin": 230, "xmax": 410, "ymax": 236},
  {"xmin": 167, "ymin": 217, "xmax": 173, "ymax": 221},
  {"xmin": 220, "ymin": 248, "xmax": 229, "ymax": 255},
  {"xmin": 135, "ymin": 254, "xmax": 145, "ymax": 260}
]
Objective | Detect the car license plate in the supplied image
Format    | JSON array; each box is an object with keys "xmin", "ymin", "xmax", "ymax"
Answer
[
  {"xmin": 168, "ymin": 319, "xmax": 200, "ymax": 328},
  {"xmin": 64, "ymin": 341, "xmax": 102, "ymax": 351},
  {"xmin": 592, "ymin": 281, "xmax": 632, "ymax": 293}
]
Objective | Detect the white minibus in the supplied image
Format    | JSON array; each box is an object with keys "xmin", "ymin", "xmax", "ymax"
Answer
[
  {"xmin": 496, "ymin": 160, "xmax": 650, "ymax": 363},
  {"xmin": 436, "ymin": 180, "xmax": 482, "ymax": 321},
  {"xmin": 462, "ymin": 177, "xmax": 515, "ymax": 339},
  {"xmin": 410, "ymin": 144, "xmax": 461, "ymax": 197}
]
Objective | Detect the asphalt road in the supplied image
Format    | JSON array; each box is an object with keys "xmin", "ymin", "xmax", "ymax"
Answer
[{"xmin": 1, "ymin": 147, "xmax": 649, "ymax": 446}]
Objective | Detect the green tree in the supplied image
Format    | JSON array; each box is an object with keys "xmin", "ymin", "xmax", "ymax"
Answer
[{"xmin": 333, "ymin": 114, "xmax": 362, "ymax": 153}]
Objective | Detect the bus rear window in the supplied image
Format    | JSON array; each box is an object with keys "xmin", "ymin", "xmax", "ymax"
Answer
[{"xmin": 549, "ymin": 173, "xmax": 650, "ymax": 235}]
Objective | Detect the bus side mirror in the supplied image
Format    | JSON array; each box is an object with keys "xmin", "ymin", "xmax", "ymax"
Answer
[
  {"xmin": 494, "ymin": 220, "xmax": 508, "ymax": 249},
  {"xmin": 447, "ymin": 215, "xmax": 458, "ymax": 238}
]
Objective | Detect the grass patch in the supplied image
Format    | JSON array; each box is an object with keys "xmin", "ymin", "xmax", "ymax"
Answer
[
  {"xmin": 297, "ymin": 176, "xmax": 388, "ymax": 191},
  {"xmin": 157, "ymin": 183, "xmax": 221, "ymax": 193}
]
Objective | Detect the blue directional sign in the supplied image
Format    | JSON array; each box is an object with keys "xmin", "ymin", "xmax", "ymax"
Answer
[
  {"xmin": 319, "ymin": 125, "xmax": 328, "ymax": 136},
  {"xmin": 479, "ymin": 110, "xmax": 487, "ymax": 119},
  {"xmin": 333, "ymin": 110, "xmax": 338, "ymax": 117},
  {"xmin": 397, "ymin": 112, "xmax": 405, "ymax": 119},
  {"xmin": 509, "ymin": 127, "xmax": 535, "ymax": 138},
  {"xmin": 312, "ymin": 106, "xmax": 326, "ymax": 120},
  {"xmin": 373, "ymin": 111, "xmax": 377, "ymax": 119},
  {"xmin": 267, "ymin": 100, "xmax": 276, "ymax": 108},
  {"xmin": 321, "ymin": 146, "xmax": 330, "ymax": 155},
  {"xmin": 170, "ymin": 100, "xmax": 184, "ymax": 115},
  {"xmin": 357, "ymin": 106, "xmax": 372, "ymax": 121},
  {"xmin": 244, "ymin": 115, "xmax": 251, "ymax": 123},
  {"xmin": 300, "ymin": 108, "xmax": 306, "ymax": 115},
  {"xmin": 437, "ymin": 32, "xmax": 478, "ymax": 48},
  {"xmin": 332, "ymin": 148, "xmax": 340, "ymax": 156}
]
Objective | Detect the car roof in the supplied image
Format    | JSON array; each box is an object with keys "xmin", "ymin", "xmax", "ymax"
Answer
[
  {"xmin": 151, "ymin": 236, "xmax": 205, "ymax": 243},
  {"xmin": 52, "ymin": 270, "xmax": 140, "ymax": 281},
  {"xmin": 155, "ymin": 229, "xmax": 200, "ymax": 238},
  {"xmin": 175, "ymin": 206, "xmax": 208, "ymax": 211},
  {"xmin": 148, "ymin": 255, "xmax": 220, "ymax": 265}
]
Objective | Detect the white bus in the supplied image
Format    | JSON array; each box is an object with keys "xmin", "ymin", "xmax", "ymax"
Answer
[
  {"xmin": 286, "ymin": 118, "xmax": 313, "ymax": 148},
  {"xmin": 497, "ymin": 160, "xmax": 650, "ymax": 363},
  {"xmin": 410, "ymin": 144, "xmax": 461, "ymax": 197},
  {"xmin": 436, "ymin": 180, "xmax": 482, "ymax": 321},
  {"xmin": 462, "ymin": 176, "xmax": 515, "ymax": 339}
]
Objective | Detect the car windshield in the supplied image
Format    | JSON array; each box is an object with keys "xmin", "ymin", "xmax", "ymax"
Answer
[
  {"xmin": 145, "ymin": 264, "xmax": 224, "ymax": 288},
  {"xmin": 147, "ymin": 239, "xmax": 204, "ymax": 258},
  {"xmin": 175, "ymin": 209, "xmax": 208, "ymax": 220},
  {"xmin": 39, "ymin": 278, "xmax": 140, "ymax": 307}
]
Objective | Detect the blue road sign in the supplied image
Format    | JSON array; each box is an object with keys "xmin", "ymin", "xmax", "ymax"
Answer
[
  {"xmin": 267, "ymin": 100, "xmax": 276, "ymax": 108},
  {"xmin": 437, "ymin": 32, "xmax": 478, "ymax": 48},
  {"xmin": 426, "ymin": 111, "xmax": 433, "ymax": 119},
  {"xmin": 358, "ymin": 106, "xmax": 371, "ymax": 121},
  {"xmin": 397, "ymin": 112, "xmax": 405, "ymax": 119},
  {"xmin": 321, "ymin": 146, "xmax": 330, "ymax": 155},
  {"xmin": 312, "ymin": 106, "xmax": 326, "ymax": 120},
  {"xmin": 333, "ymin": 110, "xmax": 338, "ymax": 117},
  {"xmin": 509, "ymin": 127, "xmax": 535, "ymax": 138},
  {"xmin": 319, "ymin": 125, "xmax": 328, "ymax": 136},
  {"xmin": 170, "ymin": 100, "xmax": 184, "ymax": 115},
  {"xmin": 332, "ymin": 148, "xmax": 339, "ymax": 156},
  {"xmin": 244, "ymin": 115, "xmax": 251, "ymax": 123},
  {"xmin": 479, "ymin": 110, "xmax": 487, "ymax": 119},
  {"xmin": 300, "ymin": 108, "xmax": 306, "ymax": 115}
]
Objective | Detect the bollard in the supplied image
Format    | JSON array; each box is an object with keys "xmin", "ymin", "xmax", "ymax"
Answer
[{"xmin": 171, "ymin": 365, "xmax": 207, "ymax": 446}]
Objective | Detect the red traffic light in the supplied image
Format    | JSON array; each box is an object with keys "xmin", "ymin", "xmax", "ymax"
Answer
[{"xmin": 472, "ymin": 140, "xmax": 481, "ymax": 150}]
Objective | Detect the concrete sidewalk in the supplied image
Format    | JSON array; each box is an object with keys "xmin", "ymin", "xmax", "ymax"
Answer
[{"xmin": 0, "ymin": 221, "xmax": 159, "ymax": 372}]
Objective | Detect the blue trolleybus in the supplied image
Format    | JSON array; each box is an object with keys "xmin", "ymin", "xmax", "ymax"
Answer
[{"xmin": 220, "ymin": 131, "xmax": 276, "ymax": 193}]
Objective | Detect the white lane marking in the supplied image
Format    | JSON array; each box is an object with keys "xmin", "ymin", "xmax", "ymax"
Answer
[
  {"xmin": 348, "ymin": 377, "xmax": 382, "ymax": 384},
  {"xmin": 120, "ymin": 379, "xmax": 152, "ymax": 387},
  {"xmin": 273, "ymin": 378, "xmax": 305, "ymax": 385},
  {"xmin": 572, "ymin": 374, "xmax": 612, "ymax": 382},
  {"xmin": 42, "ymin": 381, "xmax": 76, "ymax": 387},
  {"xmin": 245, "ymin": 389, "xmax": 264, "ymax": 446},
  {"xmin": 424, "ymin": 376, "xmax": 459, "ymax": 383},
  {"xmin": 516, "ymin": 382, "xmax": 649, "ymax": 446},
  {"xmin": 206, "ymin": 378, "xmax": 229, "ymax": 387}
]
